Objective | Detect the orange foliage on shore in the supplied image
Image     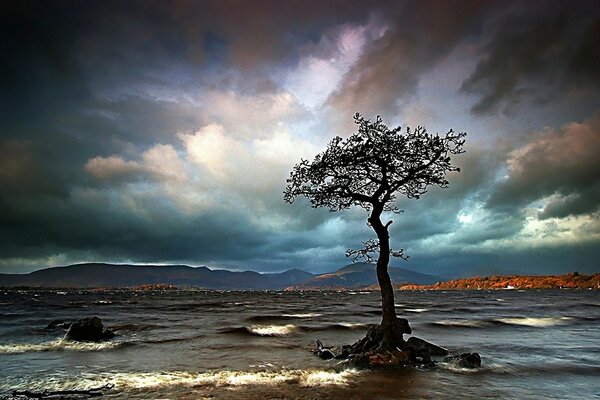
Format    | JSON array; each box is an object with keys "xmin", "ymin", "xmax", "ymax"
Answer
[{"xmin": 396, "ymin": 272, "xmax": 600, "ymax": 290}]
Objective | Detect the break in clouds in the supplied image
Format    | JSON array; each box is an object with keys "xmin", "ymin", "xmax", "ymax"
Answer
[{"xmin": 1, "ymin": 0, "xmax": 599, "ymax": 275}]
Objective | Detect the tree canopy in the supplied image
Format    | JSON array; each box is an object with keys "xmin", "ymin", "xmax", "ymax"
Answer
[
  {"xmin": 284, "ymin": 113, "xmax": 465, "ymax": 213},
  {"xmin": 284, "ymin": 113, "xmax": 466, "ymax": 261}
]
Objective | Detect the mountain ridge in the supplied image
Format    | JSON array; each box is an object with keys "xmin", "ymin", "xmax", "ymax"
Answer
[{"xmin": 0, "ymin": 262, "xmax": 438, "ymax": 289}]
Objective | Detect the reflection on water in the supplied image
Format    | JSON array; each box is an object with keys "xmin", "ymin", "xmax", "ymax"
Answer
[{"xmin": 1, "ymin": 289, "xmax": 599, "ymax": 399}]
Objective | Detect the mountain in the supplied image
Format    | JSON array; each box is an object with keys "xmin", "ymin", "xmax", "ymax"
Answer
[
  {"xmin": 0, "ymin": 263, "xmax": 316, "ymax": 290},
  {"xmin": 287, "ymin": 262, "xmax": 441, "ymax": 289}
]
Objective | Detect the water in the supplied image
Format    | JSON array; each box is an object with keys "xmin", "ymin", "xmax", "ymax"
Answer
[{"xmin": 1, "ymin": 289, "xmax": 599, "ymax": 399}]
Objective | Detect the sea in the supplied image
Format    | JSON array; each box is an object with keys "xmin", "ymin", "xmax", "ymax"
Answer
[{"xmin": 1, "ymin": 289, "xmax": 599, "ymax": 399}]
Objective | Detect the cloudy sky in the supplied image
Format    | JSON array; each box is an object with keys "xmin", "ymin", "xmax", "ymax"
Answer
[{"xmin": 1, "ymin": 0, "xmax": 599, "ymax": 277}]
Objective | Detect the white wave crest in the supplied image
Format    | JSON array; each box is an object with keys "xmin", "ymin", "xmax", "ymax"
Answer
[
  {"xmin": 338, "ymin": 322, "xmax": 369, "ymax": 329},
  {"xmin": 0, "ymin": 339, "xmax": 123, "ymax": 354},
  {"xmin": 405, "ymin": 308, "xmax": 428, "ymax": 313},
  {"xmin": 281, "ymin": 313, "xmax": 321, "ymax": 318},
  {"xmin": 112, "ymin": 369, "xmax": 359, "ymax": 389},
  {"xmin": 495, "ymin": 317, "xmax": 574, "ymax": 327},
  {"xmin": 248, "ymin": 324, "xmax": 299, "ymax": 336},
  {"xmin": 433, "ymin": 320, "xmax": 489, "ymax": 328},
  {"xmin": 8, "ymin": 369, "xmax": 360, "ymax": 392}
]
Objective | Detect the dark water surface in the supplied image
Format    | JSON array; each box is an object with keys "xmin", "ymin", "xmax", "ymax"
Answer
[{"xmin": 1, "ymin": 289, "xmax": 599, "ymax": 399}]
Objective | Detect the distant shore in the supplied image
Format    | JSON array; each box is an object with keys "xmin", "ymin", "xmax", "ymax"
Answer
[
  {"xmin": 2, "ymin": 273, "xmax": 598, "ymax": 291},
  {"xmin": 394, "ymin": 272, "xmax": 600, "ymax": 291},
  {"xmin": 287, "ymin": 272, "xmax": 600, "ymax": 291}
]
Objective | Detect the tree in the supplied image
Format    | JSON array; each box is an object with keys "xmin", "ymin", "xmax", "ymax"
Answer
[{"xmin": 284, "ymin": 113, "xmax": 465, "ymax": 351}]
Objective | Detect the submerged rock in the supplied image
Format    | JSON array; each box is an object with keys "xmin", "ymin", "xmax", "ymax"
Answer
[
  {"xmin": 314, "ymin": 340, "xmax": 336, "ymax": 360},
  {"xmin": 444, "ymin": 352, "xmax": 481, "ymax": 368},
  {"xmin": 406, "ymin": 336, "xmax": 448, "ymax": 357},
  {"xmin": 64, "ymin": 316, "xmax": 115, "ymax": 342},
  {"xmin": 44, "ymin": 320, "xmax": 72, "ymax": 330}
]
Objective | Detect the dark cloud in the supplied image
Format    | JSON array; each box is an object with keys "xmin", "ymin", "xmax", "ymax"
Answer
[
  {"xmin": 1, "ymin": 0, "xmax": 599, "ymax": 275},
  {"xmin": 327, "ymin": 1, "xmax": 487, "ymax": 119},
  {"xmin": 538, "ymin": 183, "xmax": 600, "ymax": 219},
  {"xmin": 461, "ymin": 1, "xmax": 600, "ymax": 114},
  {"xmin": 488, "ymin": 114, "xmax": 600, "ymax": 215}
]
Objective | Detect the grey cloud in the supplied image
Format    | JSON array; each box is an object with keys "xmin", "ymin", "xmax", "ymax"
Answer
[
  {"xmin": 327, "ymin": 1, "xmax": 487, "ymax": 119},
  {"xmin": 487, "ymin": 113, "xmax": 600, "ymax": 213},
  {"xmin": 461, "ymin": 2, "xmax": 600, "ymax": 114},
  {"xmin": 539, "ymin": 183, "xmax": 600, "ymax": 219}
]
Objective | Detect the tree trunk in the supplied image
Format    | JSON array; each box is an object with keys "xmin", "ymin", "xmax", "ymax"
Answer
[{"xmin": 369, "ymin": 205, "xmax": 411, "ymax": 350}]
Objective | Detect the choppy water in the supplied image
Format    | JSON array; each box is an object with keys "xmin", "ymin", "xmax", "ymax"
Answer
[{"xmin": 1, "ymin": 289, "xmax": 599, "ymax": 399}]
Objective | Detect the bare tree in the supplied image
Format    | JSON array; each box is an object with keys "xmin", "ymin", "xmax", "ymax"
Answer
[{"xmin": 284, "ymin": 113, "xmax": 465, "ymax": 351}]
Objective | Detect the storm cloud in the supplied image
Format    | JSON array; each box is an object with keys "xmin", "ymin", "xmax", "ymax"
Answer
[{"xmin": 1, "ymin": 0, "xmax": 599, "ymax": 275}]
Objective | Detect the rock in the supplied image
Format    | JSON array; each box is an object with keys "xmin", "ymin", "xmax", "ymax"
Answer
[
  {"xmin": 314, "ymin": 340, "xmax": 335, "ymax": 360},
  {"xmin": 444, "ymin": 352, "xmax": 481, "ymax": 368},
  {"xmin": 406, "ymin": 336, "xmax": 448, "ymax": 357},
  {"xmin": 44, "ymin": 320, "xmax": 72, "ymax": 330},
  {"xmin": 366, "ymin": 350, "xmax": 411, "ymax": 368},
  {"xmin": 64, "ymin": 316, "xmax": 115, "ymax": 342}
]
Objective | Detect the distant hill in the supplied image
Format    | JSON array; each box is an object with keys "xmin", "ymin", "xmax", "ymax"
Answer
[
  {"xmin": 0, "ymin": 263, "xmax": 315, "ymax": 290},
  {"xmin": 395, "ymin": 273, "xmax": 600, "ymax": 290},
  {"xmin": 286, "ymin": 262, "xmax": 440, "ymax": 290}
]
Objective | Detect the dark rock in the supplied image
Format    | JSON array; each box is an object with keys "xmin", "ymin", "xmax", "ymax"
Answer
[
  {"xmin": 406, "ymin": 336, "xmax": 448, "ymax": 356},
  {"xmin": 64, "ymin": 316, "xmax": 114, "ymax": 342},
  {"xmin": 44, "ymin": 320, "xmax": 72, "ymax": 330},
  {"xmin": 314, "ymin": 340, "xmax": 335, "ymax": 360},
  {"xmin": 102, "ymin": 328, "xmax": 116, "ymax": 339},
  {"xmin": 396, "ymin": 317, "xmax": 412, "ymax": 335},
  {"xmin": 444, "ymin": 352, "xmax": 481, "ymax": 368}
]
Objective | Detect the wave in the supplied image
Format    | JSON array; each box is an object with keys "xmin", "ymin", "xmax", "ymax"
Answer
[
  {"xmin": 439, "ymin": 360, "xmax": 600, "ymax": 377},
  {"xmin": 141, "ymin": 334, "xmax": 205, "ymax": 344},
  {"xmin": 281, "ymin": 313, "xmax": 322, "ymax": 318},
  {"xmin": 428, "ymin": 320, "xmax": 492, "ymax": 328},
  {"xmin": 110, "ymin": 323, "xmax": 159, "ymax": 332},
  {"xmin": 219, "ymin": 324, "xmax": 300, "ymax": 337},
  {"xmin": 3, "ymin": 369, "xmax": 361, "ymax": 392},
  {"xmin": 245, "ymin": 313, "xmax": 321, "ymax": 323},
  {"xmin": 429, "ymin": 316, "xmax": 580, "ymax": 329},
  {"xmin": 248, "ymin": 324, "xmax": 300, "ymax": 336},
  {"xmin": 494, "ymin": 317, "xmax": 575, "ymax": 327},
  {"xmin": 304, "ymin": 323, "xmax": 371, "ymax": 332},
  {"xmin": 0, "ymin": 312, "xmax": 25, "ymax": 319},
  {"xmin": 404, "ymin": 308, "xmax": 428, "ymax": 313},
  {"xmin": 0, "ymin": 338, "xmax": 127, "ymax": 354}
]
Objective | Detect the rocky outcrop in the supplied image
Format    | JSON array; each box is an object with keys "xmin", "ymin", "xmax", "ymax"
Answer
[
  {"xmin": 313, "ymin": 329, "xmax": 480, "ymax": 370},
  {"xmin": 406, "ymin": 336, "xmax": 448, "ymax": 356},
  {"xmin": 64, "ymin": 316, "xmax": 115, "ymax": 342},
  {"xmin": 314, "ymin": 340, "xmax": 335, "ymax": 360}
]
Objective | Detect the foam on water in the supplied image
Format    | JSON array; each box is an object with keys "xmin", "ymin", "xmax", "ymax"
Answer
[
  {"xmin": 495, "ymin": 317, "xmax": 574, "ymax": 327},
  {"xmin": 3, "ymin": 369, "xmax": 361, "ymax": 392},
  {"xmin": 247, "ymin": 324, "xmax": 299, "ymax": 336},
  {"xmin": 405, "ymin": 308, "xmax": 428, "ymax": 313},
  {"xmin": 431, "ymin": 319, "xmax": 490, "ymax": 328},
  {"xmin": 281, "ymin": 313, "xmax": 321, "ymax": 318},
  {"xmin": 0, "ymin": 338, "xmax": 125, "ymax": 354},
  {"xmin": 338, "ymin": 322, "xmax": 369, "ymax": 329}
]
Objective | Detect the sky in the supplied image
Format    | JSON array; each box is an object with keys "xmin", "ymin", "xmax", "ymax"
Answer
[{"xmin": 1, "ymin": 0, "xmax": 599, "ymax": 277}]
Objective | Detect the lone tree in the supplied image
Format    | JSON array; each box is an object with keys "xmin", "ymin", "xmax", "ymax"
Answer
[{"xmin": 284, "ymin": 113, "xmax": 465, "ymax": 352}]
